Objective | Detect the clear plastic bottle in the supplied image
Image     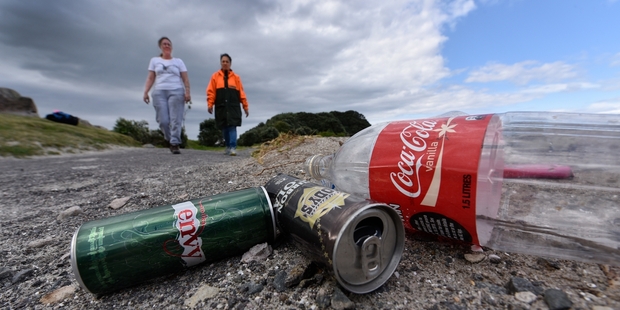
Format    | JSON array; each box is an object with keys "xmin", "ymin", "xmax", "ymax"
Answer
[{"xmin": 304, "ymin": 112, "xmax": 620, "ymax": 265}]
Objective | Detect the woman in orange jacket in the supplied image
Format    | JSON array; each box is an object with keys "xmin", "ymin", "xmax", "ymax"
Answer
[{"xmin": 206, "ymin": 53, "xmax": 249, "ymax": 156}]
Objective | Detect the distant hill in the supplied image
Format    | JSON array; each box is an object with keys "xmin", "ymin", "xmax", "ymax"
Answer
[{"xmin": 236, "ymin": 110, "xmax": 370, "ymax": 146}]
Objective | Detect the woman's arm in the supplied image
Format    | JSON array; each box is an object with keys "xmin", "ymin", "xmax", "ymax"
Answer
[
  {"xmin": 181, "ymin": 71, "xmax": 191, "ymax": 102},
  {"xmin": 206, "ymin": 74, "xmax": 217, "ymax": 114},
  {"xmin": 143, "ymin": 71, "xmax": 156, "ymax": 104},
  {"xmin": 237, "ymin": 75, "xmax": 249, "ymax": 117}
]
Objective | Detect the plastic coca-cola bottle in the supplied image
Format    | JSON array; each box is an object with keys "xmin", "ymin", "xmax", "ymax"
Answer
[{"xmin": 304, "ymin": 111, "xmax": 620, "ymax": 265}]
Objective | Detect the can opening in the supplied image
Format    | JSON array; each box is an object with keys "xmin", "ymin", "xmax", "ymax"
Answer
[{"xmin": 353, "ymin": 217, "xmax": 384, "ymax": 246}]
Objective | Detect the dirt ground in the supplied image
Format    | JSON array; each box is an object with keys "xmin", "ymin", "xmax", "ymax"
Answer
[{"xmin": 0, "ymin": 136, "xmax": 619, "ymax": 309}]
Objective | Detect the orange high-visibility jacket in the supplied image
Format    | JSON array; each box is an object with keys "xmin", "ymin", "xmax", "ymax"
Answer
[{"xmin": 206, "ymin": 69, "xmax": 248, "ymax": 128}]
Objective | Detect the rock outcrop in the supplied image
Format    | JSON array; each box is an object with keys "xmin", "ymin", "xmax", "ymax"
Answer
[{"xmin": 0, "ymin": 87, "xmax": 39, "ymax": 117}]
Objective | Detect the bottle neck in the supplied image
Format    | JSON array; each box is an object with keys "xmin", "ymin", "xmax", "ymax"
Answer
[{"xmin": 304, "ymin": 154, "xmax": 334, "ymax": 180}]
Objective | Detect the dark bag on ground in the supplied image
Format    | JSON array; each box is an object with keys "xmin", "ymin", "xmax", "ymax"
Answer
[{"xmin": 46, "ymin": 111, "xmax": 79, "ymax": 126}]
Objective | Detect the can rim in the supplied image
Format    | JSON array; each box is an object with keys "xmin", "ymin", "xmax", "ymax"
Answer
[
  {"xmin": 331, "ymin": 202, "xmax": 405, "ymax": 294},
  {"xmin": 259, "ymin": 186, "xmax": 278, "ymax": 242},
  {"xmin": 70, "ymin": 224, "xmax": 94, "ymax": 294}
]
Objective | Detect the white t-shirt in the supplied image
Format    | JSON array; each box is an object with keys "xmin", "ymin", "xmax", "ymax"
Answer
[{"xmin": 148, "ymin": 57, "xmax": 188, "ymax": 90}]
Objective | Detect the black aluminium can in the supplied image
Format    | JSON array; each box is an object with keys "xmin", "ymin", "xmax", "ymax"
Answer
[
  {"xmin": 265, "ymin": 174, "xmax": 405, "ymax": 294},
  {"xmin": 70, "ymin": 187, "xmax": 276, "ymax": 295}
]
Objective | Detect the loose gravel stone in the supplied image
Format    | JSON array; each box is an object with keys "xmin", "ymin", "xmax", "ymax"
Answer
[
  {"xmin": 241, "ymin": 242, "xmax": 272, "ymax": 263},
  {"xmin": 39, "ymin": 285, "xmax": 76, "ymax": 304},
  {"xmin": 185, "ymin": 285, "xmax": 219, "ymax": 308},
  {"xmin": 0, "ymin": 267, "xmax": 14, "ymax": 280},
  {"xmin": 506, "ymin": 277, "xmax": 542, "ymax": 295},
  {"xmin": 285, "ymin": 260, "xmax": 316, "ymax": 288},
  {"xmin": 488, "ymin": 254, "xmax": 501, "ymax": 264},
  {"xmin": 240, "ymin": 281, "xmax": 263, "ymax": 295},
  {"xmin": 543, "ymin": 288, "xmax": 573, "ymax": 310},
  {"xmin": 57, "ymin": 206, "xmax": 84, "ymax": 220},
  {"xmin": 331, "ymin": 287, "xmax": 355, "ymax": 310},
  {"xmin": 11, "ymin": 268, "xmax": 34, "ymax": 284},
  {"xmin": 514, "ymin": 291, "xmax": 537, "ymax": 304},
  {"xmin": 315, "ymin": 287, "xmax": 331, "ymax": 309},
  {"xmin": 27, "ymin": 237, "xmax": 55, "ymax": 248},
  {"xmin": 299, "ymin": 273, "xmax": 324, "ymax": 288},
  {"xmin": 108, "ymin": 196, "xmax": 131, "ymax": 209},
  {"xmin": 273, "ymin": 270, "xmax": 287, "ymax": 292},
  {"xmin": 464, "ymin": 253, "xmax": 485, "ymax": 263}
]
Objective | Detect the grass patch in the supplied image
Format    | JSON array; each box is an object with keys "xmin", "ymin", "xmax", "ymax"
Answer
[
  {"xmin": 0, "ymin": 114, "xmax": 141, "ymax": 158},
  {"xmin": 184, "ymin": 139, "xmax": 250, "ymax": 153},
  {"xmin": 185, "ymin": 139, "xmax": 220, "ymax": 151}
]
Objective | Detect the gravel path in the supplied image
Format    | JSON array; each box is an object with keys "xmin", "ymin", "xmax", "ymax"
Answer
[{"xmin": 0, "ymin": 137, "xmax": 619, "ymax": 310}]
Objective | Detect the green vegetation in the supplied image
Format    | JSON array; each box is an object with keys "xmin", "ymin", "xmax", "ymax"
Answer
[
  {"xmin": 113, "ymin": 117, "xmax": 188, "ymax": 148},
  {"xmin": 185, "ymin": 139, "xmax": 223, "ymax": 151},
  {"xmin": 197, "ymin": 119, "xmax": 222, "ymax": 146},
  {"xmin": 1, "ymin": 109, "xmax": 369, "ymax": 157},
  {"xmin": 196, "ymin": 110, "xmax": 370, "ymax": 147},
  {"xmin": 0, "ymin": 114, "xmax": 141, "ymax": 158}
]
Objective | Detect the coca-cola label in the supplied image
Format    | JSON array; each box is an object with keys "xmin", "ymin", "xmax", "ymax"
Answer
[
  {"xmin": 369, "ymin": 115, "xmax": 491, "ymax": 244},
  {"xmin": 172, "ymin": 201, "xmax": 207, "ymax": 266}
]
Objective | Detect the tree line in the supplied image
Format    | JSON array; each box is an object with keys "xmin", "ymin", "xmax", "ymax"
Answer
[
  {"xmin": 113, "ymin": 110, "xmax": 370, "ymax": 148},
  {"xmin": 199, "ymin": 110, "xmax": 370, "ymax": 146}
]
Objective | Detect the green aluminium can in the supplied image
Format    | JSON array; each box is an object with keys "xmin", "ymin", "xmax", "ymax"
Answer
[
  {"xmin": 264, "ymin": 174, "xmax": 405, "ymax": 294},
  {"xmin": 70, "ymin": 187, "xmax": 276, "ymax": 295}
]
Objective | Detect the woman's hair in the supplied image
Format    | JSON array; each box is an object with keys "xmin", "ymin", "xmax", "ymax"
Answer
[
  {"xmin": 158, "ymin": 37, "xmax": 171, "ymax": 47},
  {"xmin": 158, "ymin": 37, "xmax": 171, "ymax": 57},
  {"xmin": 220, "ymin": 53, "xmax": 232, "ymax": 62}
]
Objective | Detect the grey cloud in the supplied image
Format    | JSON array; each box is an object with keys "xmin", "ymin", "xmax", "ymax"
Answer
[{"xmin": 0, "ymin": 0, "xmax": 478, "ymax": 140}]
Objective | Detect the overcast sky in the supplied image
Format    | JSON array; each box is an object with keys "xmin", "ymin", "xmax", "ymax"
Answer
[{"xmin": 1, "ymin": 0, "xmax": 619, "ymax": 139}]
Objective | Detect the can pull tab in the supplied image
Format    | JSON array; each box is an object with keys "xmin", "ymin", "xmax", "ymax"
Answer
[{"xmin": 360, "ymin": 235, "xmax": 381, "ymax": 278}]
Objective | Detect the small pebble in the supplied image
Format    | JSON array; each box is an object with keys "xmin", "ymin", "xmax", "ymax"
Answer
[
  {"xmin": 39, "ymin": 285, "xmax": 76, "ymax": 304},
  {"xmin": 57, "ymin": 206, "xmax": 83, "ymax": 220},
  {"xmin": 108, "ymin": 197, "xmax": 131, "ymax": 210},
  {"xmin": 28, "ymin": 238, "xmax": 55, "ymax": 248},
  {"xmin": 515, "ymin": 291, "xmax": 537, "ymax": 304},
  {"xmin": 488, "ymin": 254, "xmax": 501, "ymax": 264},
  {"xmin": 12, "ymin": 269, "xmax": 34, "ymax": 284},
  {"xmin": 464, "ymin": 253, "xmax": 485, "ymax": 263},
  {"xmin": 331, "ymin": 287, "xmax": 355, "ymax": 310}
]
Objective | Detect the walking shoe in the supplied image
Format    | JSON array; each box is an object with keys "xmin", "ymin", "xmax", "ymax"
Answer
[
  {"xmin": 229, "ymin": 148, "xmax": 236, "ymax": 156},
  {"xmin": 171, "ymin": 144, "xmax": 181, "ymax": 154},
  {"xmin": 224, "ymin": 147, "xmax": 231, "ymax": 155}
]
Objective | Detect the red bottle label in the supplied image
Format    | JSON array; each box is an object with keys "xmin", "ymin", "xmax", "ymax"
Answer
[{"xmin": 369, "ymin": 114, "xmax": 492, "ymax": 244}]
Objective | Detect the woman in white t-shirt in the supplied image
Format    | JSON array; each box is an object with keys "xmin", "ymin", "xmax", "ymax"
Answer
[{"xmin": 143, "ymin": 37, "xmax": 191, "ymax": 154}]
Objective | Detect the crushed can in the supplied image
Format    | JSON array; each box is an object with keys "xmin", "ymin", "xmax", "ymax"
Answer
[
  {"xmin": 264, "ymin": 174, "xmax": 405, "ymax": 294},
  {"xmin": 71, "ymin": 187, "xmax": 276, "ymax": 295}
]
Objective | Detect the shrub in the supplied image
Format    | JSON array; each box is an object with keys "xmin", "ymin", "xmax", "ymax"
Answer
[
  {"xmin": 263, "ymin": 111, "xmax": 358, "ymax": 137},
  {"xmin": 273, "ymin": 120, "xmax": 291, "ymax": 134},
  {"xmin": 238, "ymin": 130, "xmax": 258, "ymax": 146},
  {"xmin": 261, "ymin": 126, "xmax": 280, "ymax": 142},
  {"xmin": 112, "ymin": 118, "xmax": 187, "ymax": 147},
  {"xmin": 149, "ymin": 130, "xmax": 167, "ymax": 146},
  {"xmin": 238, "ymin": 125, "xmax": 279, "ymax": 146},
  {"xmin": 330, "ymin": 110, "xmax": 371, "ymax": 136},
  {"xmin": 294, "ymin": 126, "xmax": 314, "ymax": 136},
  {"xmin": 113, "ymin": 118, "xmax": 150, "ymax": 144},
  {"xmin": 198, "ymin": 119, "xmax": 222, "ymax": 146}
]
